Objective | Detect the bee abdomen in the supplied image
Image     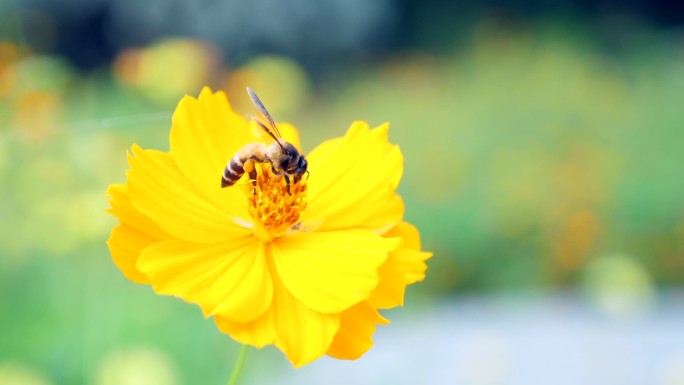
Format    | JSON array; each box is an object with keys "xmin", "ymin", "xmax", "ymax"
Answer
[
  {"xmin": 221, "ymin": 153, "xmax": 246, "ymax": 187},
  {"xmin": 221, "ymin": 143, "xmax": 267, "ymax": 188}
]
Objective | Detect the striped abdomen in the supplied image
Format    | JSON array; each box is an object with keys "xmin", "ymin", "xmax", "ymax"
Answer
[{"xmin": 221, "ymin": 142, "xmax": 267, "ymax": 187}]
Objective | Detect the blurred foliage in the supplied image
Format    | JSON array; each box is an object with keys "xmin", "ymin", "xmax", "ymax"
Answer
[
  {"xmin": 296, "ymin": 23, "xmax": 684, "ymax": 296},
  {"xmin": 1, "ymin": 18, "xmax": 684, "ymax": 384}
]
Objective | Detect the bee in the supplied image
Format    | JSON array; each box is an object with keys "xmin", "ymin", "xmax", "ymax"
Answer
[{"xmin": 221, "ymin": 87, "xmax": 308, "ymax": 194}]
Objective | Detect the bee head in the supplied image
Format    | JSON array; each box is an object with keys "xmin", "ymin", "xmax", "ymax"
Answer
[{"xmin": 268, "ymin": 141, "xmax": 306, "ymax": 175}]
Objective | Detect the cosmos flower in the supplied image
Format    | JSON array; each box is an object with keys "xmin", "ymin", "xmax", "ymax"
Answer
[{"xmin": 106, "ymin": 87, "xmax": 431, "ymax": 367}]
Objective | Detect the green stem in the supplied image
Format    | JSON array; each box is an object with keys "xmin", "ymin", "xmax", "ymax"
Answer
[{"xmin": 227, "ymin": 344, "xmax": 250, "ymax": 385}]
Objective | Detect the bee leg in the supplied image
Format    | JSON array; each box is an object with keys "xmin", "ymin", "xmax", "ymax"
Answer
[
  {"xmin": 270, "ymin": 165, "xmax": 292, "ymax": 195},
  {"xmin": 283, "ymin": 174, "xmax": 292, "ymax": 195},
  {"xmin": 248, "ymin": 168, "xmax": 257, "ymax": 195}
]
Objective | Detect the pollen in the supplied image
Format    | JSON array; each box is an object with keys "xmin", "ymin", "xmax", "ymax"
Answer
[{"xmin": 244, "ymin": 163, "xmax": 307, "ymax": 242}]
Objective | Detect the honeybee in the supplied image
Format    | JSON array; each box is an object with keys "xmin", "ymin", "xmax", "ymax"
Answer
[{"xmin": 221, "ymin": 87, "xmax": 308, "ymax": 194}]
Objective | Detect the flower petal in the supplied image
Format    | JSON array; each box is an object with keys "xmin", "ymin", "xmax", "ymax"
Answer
[
  {"xmin": 216, "ymin": 247, "xmax": 341, "ymax": 366},
  {"xmin": 214, "ymin": 253, "xmax": 341, "ymax": 364},
  {"xmin": 217, "ymin": 254, "xmax": 341, "ymax": 367},
  {"xmin": 137, "ymin": 238, "xmax": 272, "ymax": 323},
  {"xmin": 384, "ymin": 222, "xmax": 432, "ymax": 283},
  {"xmin": 127, "ymin": 144, "xmax": 251, "ymax": 243},
  {"xmin": 215, "ymin": 308, "xmax": 277, "ymax": 349},
  {"xmin": 168, "ymin": 88, "xmax": 254, "ymax": 221},
  {"xmin": 271, "ymin": 275, "xmax": 340, "ymax": 368},
  {"xmin": 305, "ymin": 122, "xmax": 404, "ymax": 231},
  {"xmin": 106, "ymin": 183, "xmax": 168, "ymax": 239},
  {"xmin": 326, "ymin": 302, "xmax": 390, "ymax": 360},
  {"xmin": 272, "ymin": 230, "xmax": 399, "ymax": 314},
  {"xmin": 106, "ymin": 224, "xmax": 157, "ymax": 284},
  {"xmin": 361, "ymin": 193, "xmax": 405, "ymax": 231},
  {"xmin": 365, "ymin": 255, "xmax": 406, "ymax": 309}
]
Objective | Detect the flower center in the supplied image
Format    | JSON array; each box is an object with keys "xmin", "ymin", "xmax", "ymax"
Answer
[{"xmin": 243, "ymin": 162, "xmax": 307, "ymax": 243}]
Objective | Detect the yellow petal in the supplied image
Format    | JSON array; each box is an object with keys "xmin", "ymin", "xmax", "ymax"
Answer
[
  {"xmin": 215, "ymin": 308, "xmax": 277, "ymax": 349},
  {"xmin": 106, "ymin": 224, "xmax": 156, "ymax": 284},
  {"xmin": 302, "ymin": 135, "xmax": 342, "ymax": 166},
  {"xmin": 168, "ymin": 88, "xmax": 253, "ymax": 222},
  {"xmin": 214, "ymin": 248, "xmax": 342, "ymax": 364},
  {"xmin": 271, "ymin": 275, "xmax": 340, "ymax": 367},
  {"xmin": 216, "ymin": 249, "xmax": 340, "ymax": 365},
  {"xmin": 359, "ymin": 193, "xmax": 405, "ymax": 231},
  {"xmin": 137, "ymin": 237, "xmax": 272, "ymax": 323},
  {"xmin": 106, "ymin": 183, "xmax": 168, "ymax": 239},
  {"xmin": 365, "ymin": 255, "xmax": 406, "ymax": 309},
  {"xmin": 384, "ymin": 222, "xmax": 432, "ymax": 283},
  {"xmin": 326, "ymin": 302, "xmax": 390, "ymax": 360},
  {"xmin": 127, "ymin": 144, "xmax": 251, "ymax": 243},
  {"xmin": 272, "ymin": 230, "xmax": 399, "ymax": 314},
  {"xmin": 216, "ymin": 294, "xmax": 339, "ymax": 368},
  {"xmin": 305, "ymin": 122, "xmax": 404, "ymax": 231},
  {"xmin": 385, "ymin": 221, "xmax": 422, "ymax": 249}
]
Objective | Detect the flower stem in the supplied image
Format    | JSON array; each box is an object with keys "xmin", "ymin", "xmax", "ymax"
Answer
[{"xmin": 227, "ymin": 344, "xmax": 250, "ymax": 385}]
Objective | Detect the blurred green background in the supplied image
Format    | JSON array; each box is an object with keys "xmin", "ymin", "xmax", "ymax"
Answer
[{"xmin": 1, "ymin": 0, "xmax": 684, "ymax": 384}]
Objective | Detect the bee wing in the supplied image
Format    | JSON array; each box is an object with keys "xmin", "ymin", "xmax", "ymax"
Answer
[{"xmin": 246, "ymin": 87, "xmax": 283, "ymax": 140}]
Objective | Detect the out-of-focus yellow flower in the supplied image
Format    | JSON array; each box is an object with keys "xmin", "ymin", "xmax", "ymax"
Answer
[
  {"xmin": 223, "ymin": 55, "xmax": 310, "ymax": 117},
  {"xmin": 106, "ymin": 87, "xmax": 431, "ymax": 367},
  {"xmin": 551, "ymin": 210, "xmax": 600, "ymax": 270},
  {"xmin": 113, "ymin": 39, "xmax": 219, "ymax": 105},
  {"xmin": 13, "ymin": 90, "xmax": 61, "ymax": 139},
  {"xmin": 0, "ymin": 41, "xmax": 24, "ymax": 98}
]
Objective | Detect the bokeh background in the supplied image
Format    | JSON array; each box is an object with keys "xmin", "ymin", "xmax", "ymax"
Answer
[{"xmin": 2, "ymin": 0, "xmax": 684, "ymax": 384}]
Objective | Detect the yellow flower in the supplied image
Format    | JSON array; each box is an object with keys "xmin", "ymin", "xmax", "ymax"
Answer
[{"xmin": 106, "ymin": 87, "xmax": 431, "ymax": 367}]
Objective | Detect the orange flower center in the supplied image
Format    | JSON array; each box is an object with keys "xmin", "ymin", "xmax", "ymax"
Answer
[{"xmin": 243, "ymin": 162, "xmax": 307, "ymax": 243}]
